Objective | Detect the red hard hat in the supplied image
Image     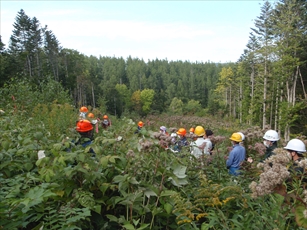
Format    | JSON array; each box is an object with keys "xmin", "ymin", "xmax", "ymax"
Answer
[
  {"xmin": 103, "ymin": 115, "xmax": 108, "ymax": 119},
  {"xmin": 138, "ymin": 121, "xmax": 144, "ymax": 127},
  {"xmin": 88, "ymin": 113, "xmax": 94, "ymax": 118},
  {"xmin": 76, "ymin": 119, "xmax": 93, "ymax": 132}
]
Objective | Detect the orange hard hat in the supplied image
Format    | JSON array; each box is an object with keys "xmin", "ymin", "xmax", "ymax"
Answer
[
  {"xmin": 88, "ymin": 113, "xmax": 94, "ymax": 118},
  {"xmin": 177, "ymin": 128, "xmax": 187, "ymax": 136},
  {"xmin": 103, "ymin": 115, "xmax": 108, "ymax": 119},
  {"xmin": 138, "ymin": 121, "xmax": 144, "ymax": 127},
  {"xmin": 189, "ymin": 127, "xmax": 195, "ymax": 133},
  {"xmin": 79, "ymin": 106, "xmax": 88, "ymax": 113},
  {"xmin": 76, "ymin": 119, "xmax": 93, "ymax": 132}
]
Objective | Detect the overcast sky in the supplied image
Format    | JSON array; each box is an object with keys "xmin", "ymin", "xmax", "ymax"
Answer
[{"xmin": 1, "ymin": 1, "xmax": 267, "ymax": 63}]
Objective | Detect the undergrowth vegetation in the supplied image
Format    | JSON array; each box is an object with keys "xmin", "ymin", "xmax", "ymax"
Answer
[{"xmin": 1, "ymin": 79, "xmax": 307, "ymax": 229}]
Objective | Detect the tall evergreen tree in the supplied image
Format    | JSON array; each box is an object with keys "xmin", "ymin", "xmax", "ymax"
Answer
[{"xmin": 250, "ymin": 0, "xmax": 274, "ymax": 129}]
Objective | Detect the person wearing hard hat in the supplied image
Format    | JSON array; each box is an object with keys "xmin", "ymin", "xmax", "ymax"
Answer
[
  {"xmin": 173, "ymin": 128, "xmax": 189, "ymax": 152},
  {"xmin": 284, "ymin": 139, "xmax": 307, "ymax": 187},
  {"xmin": 190, "ymin": 126, "xmax": 212, "ymax": 158},
  {"xmin": 247, "ymin": 130, "xmax": 279, "ymax": 164},
  {"xmin": 284, "ymin": 139, "xmax": 306, "ymax": 174},
  {"xmin": 101, "ymin": 114, "xmax": 111, "ymax": 129},
  {"xmin": 135, "ymin": 121, "xmax": 144, "ymax": 134},
  {"xmin": 75, "ymin": 119, "xmax": 94, "ymax": 148},
  {"xmin": 226, "ymin": 133, "xmax": 246, "ymax": 176},
  {"xmin": 262, "ymin": 130, "xmax": 279, "ymax": 160},
  {"xmin": 189, "ymin": 127, "xmax": 195, "ymax": 135},
  {"xmin": 87, "ymin": 113, "xmax": 99, "ymax": 133},
  {"xmin": 237, "ymin": 132, "xmax": 245, "ymax": 147},
  {"xmin": 79, "ymin": 106, "xmax": 88, "ymax": 119}
]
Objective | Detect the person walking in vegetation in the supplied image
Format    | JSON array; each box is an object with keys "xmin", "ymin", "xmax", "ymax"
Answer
[
  {"xmin": 284, "ymin": 138, "xmax": 306, "ymax": 177},
  {"xmin": 88, "ymin": 113, "xmax": 99, "ymax": 133},
  {"xmin": 247, "ymin": 130, "xmax": 279, "ymax": 164},
  {"xmin": 226, "ymin": 133, "xmax": 246, "ymax": 176},
  {"xmin": 101, "ymin": 114, "xmax": 111, "ymax": 129},
  {"xmin": 262, "ymin": 130, "xmax": 279, "ymax": 161},
  {"xmin": 79, "ymin": 106, "xmax": 88, "ymax": 119},
  {"xmin": 75, "ymin": 119, "xmax": 94, "ymax": 148},
  {"xmin": 135, "ymin": 121, "xmax": 144, "ymax": 134},
  {"xmin": 173, "ymin": 128, "xmax": 189, "ymax": 152}
]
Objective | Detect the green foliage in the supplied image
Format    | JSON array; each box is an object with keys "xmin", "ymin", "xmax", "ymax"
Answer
[
  {"xmin": 140, "ymin": 89, "xmax": 155, "ymax": 115},
  {"xmin": 169, "ymin": 97, "xmax": 184, "ymax": 115},
  {"xmin": 185, "ymin": 99, "xmax": 202, "ymax": 115}
]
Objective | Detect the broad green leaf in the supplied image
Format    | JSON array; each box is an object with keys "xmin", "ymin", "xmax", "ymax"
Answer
[
  {"xmin": 24, "ymin": 162, "xmax": 33, "ymax": 171},
  {"xmin": 144, "ymin": 189, "xmax": 157, "ymax": 198},
  {"xmin": 109, "ymin": 155, "xmax": 120, "ymax": 163},
  {"xmin": 132, "ymin": 218, "xmax": 140, "ymax": 226},
  {"xmin": 93, "ymin": 205, "xmax": 101, "ymax": 214},
  {"xmin": 113, "ymin": 175, "xmax": 127, "ymax": 183},
  {"xmin": 137, "ymin": 224, "xmax": 150, "ymax": 230},
  {"xmin": 128, "ymin": 177, "xmax": 139, "ymax": 185},
  {"xmin": 106, "ymin": 214, "xmax": 118, "ymax": 222},
  {"xmin": 99, "ymin": 183, "xmax": 110, "ymax": 195},
  {"xmin": 164, "ymin": 203, "xmax": 173, "ymax": 215},
  {"xmin": 123, "ymin": 223, "xmax": 135, "ymax": 230},
  {"xmin": 173, "ymin": 165, "xmax": 187, "ymax": 178},
  {"xmin": 160, "ymin": 190, "xmax": 177, "ymax": 197},
  {"xmin": 100, "ymin": 156, "xmax": 109, "ymax": 167}
]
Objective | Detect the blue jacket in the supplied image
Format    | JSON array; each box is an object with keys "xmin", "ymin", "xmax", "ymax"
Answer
[{"xmin": 226, "ymin": 144, "xmax": 246, "ymax": 168}]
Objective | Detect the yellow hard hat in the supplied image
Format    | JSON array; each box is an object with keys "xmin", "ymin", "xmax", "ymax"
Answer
[
  {"xmin": 194, "ymin": 126, "xmax": 205, "ymax": 137},
  {"xmin": 229, "ymin": 133, "xmax": 242, "ymax": 142}
]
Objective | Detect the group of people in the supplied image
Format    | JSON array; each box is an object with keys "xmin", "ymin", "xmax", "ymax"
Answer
[
  {"xmin": 152, "ymin": 125, "xmax": 215, "ymax": 160},
  {"xmin": 227, "ymin": 129, "xmax": 307, "ymax": 177},
  {"xmin": 76, "ymin": 106, "xmax": 111, "ymax": 148},
  {"xmin": 75, "ymin": 109, "xmax": 306, "ymax": 180}
]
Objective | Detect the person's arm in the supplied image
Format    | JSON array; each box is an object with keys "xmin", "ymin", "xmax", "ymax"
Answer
[
  {"xmin": 204, "ymin": 141, "xmax": 212, "ymax": 154},
  {"xmin": 226, "ymin": 151, "xmax": 234, "ymax": 168}
]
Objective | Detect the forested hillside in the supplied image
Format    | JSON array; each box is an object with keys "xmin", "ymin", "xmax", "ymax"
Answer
[{"xmin": 1, "ymin": 0, "xmax": 307, "ymax": 139}]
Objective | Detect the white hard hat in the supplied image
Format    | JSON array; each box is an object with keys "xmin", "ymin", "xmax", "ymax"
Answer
[
  {"xmin": 237, "ymin": 132, "xmax": 245, "ymax": 141},
  {"xmin": 160, "ymin": 126, "xmax": 167, "ymax": 132},
  {"xmin": 284, "ymin": 139, "xmax": 306, "ymax": 153},
  {"xmin": 171, "ymin": 133, "xmax": 177, "ymax": 137},
  {"xmin": 263, "ymin": 130, "xmax": 279, "ymax": 141}
]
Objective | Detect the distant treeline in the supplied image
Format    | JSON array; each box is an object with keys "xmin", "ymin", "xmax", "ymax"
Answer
[{"xmin": 1, "ymin": 0, "xmax": 307, "ymax": 139}]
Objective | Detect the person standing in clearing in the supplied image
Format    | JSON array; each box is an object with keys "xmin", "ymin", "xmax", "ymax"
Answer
[
  {"xmin": 226, "ymin": 133, "xmax": 246, "ymax": 176},
  {"xmin": 190, "ymin": 126, "xmax": 207, "ymax": 159},
  {"xmin": 247, "ymin": 130, "xmax": 279, "ymax": 164}
]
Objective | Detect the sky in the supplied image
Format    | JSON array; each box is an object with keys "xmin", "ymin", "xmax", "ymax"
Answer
[{"xmin": 1, "ymin": 1, "xmax": 267, "ymax": 63}]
